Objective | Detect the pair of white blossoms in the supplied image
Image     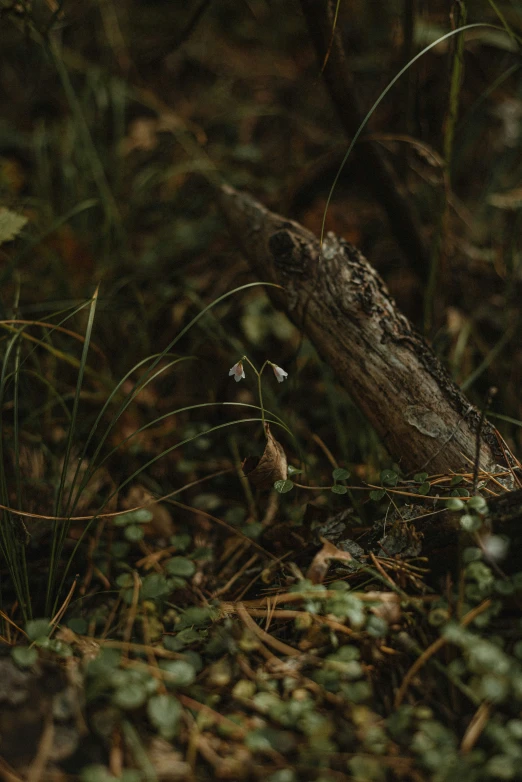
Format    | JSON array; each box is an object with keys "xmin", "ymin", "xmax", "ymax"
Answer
[{"xmin": 229, "ymin": 361, "xmax": 288, "ymax": 383}]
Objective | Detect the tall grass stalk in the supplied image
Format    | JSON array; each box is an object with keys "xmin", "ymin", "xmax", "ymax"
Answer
[
  {"xmin": 45, "ymin": 287, "xmax": 100, "ymax": 613},
  {"xmin": 443, "ymin": 3, "xmax": 468, "ymax": 176},
  {"xmin": 47, "ymin": 39, "xmax": 123, "ymax": 238},
  {"xmin": 0, "ymin": 332, "xmax": 31, "ymax": 620},
  {"xmin": 42, "ymin": 282, "xmax": 282, "ymax": 613},
  {"xmin": 424, "ymin": 2, "xmax": 467, "ymax": 335},
  {"xmin": 320, "ymin": 23, "xmax": 493, "ymax": 246},
  {"xmin": 64, "ymin": 282, "xmax": 280, "ymax": 523},
  {"xmin": 0, "ymin": 299, "xmax": 105, "ymax": 619}
]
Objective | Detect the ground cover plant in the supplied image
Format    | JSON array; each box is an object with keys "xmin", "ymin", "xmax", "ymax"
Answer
[{"xmin": 1, "ymin": 1, "xmax": 522, "ymax": 780}]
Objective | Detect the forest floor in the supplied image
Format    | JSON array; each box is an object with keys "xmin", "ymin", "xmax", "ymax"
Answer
[{"xmin": 1, "ymin": 2, "xmax": 522, "ymax": 780}]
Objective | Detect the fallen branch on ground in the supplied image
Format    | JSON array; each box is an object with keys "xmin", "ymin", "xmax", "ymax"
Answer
[{"xmin": 219, "ymin": 184, "xmax": 515, "ymax": 477}]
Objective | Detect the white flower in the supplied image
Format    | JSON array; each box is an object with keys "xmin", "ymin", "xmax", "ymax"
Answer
[
  {"xmin": 272, "ymin": 364, "xmax": 288, "ymax": 383},
  {"xmin": 229, "ymin": 361, "xmax": 245, "ymax": 382}
]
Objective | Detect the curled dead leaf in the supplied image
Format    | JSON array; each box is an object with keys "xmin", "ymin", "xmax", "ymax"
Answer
[
  {"xmin": 242, "ymin": 424, "xmax": 287, "ymax": 490},
  {"xmin": 307, "ymin": 538, "xmax": 353, "ymax": 584}
]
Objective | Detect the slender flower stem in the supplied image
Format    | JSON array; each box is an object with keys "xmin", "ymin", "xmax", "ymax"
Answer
[
  {"xmin": 242, "ymin": 357, "xmax": 269, "ymax": 438},
  {"xmin": 257, "ymin": 360, "xmax": 270, "ymax": 436},
  {"xmin": 258, "ymin": 372, "xmax": 266, "ymax": 434}
]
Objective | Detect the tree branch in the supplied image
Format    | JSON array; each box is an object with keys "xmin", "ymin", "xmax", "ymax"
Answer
[{"xmin": 219, "ymin": 183, "xmax": 513, "ymax": 475}]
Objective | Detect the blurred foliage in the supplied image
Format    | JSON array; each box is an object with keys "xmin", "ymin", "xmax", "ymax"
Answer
[{"xmin": 0, "ymin": 0, "xmax": 522, "ymax": 779}]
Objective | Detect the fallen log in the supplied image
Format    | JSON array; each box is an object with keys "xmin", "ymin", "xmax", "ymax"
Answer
[
  {"xmin": 219, "ymin": 184, "xmax": 515, "ymax": 476},
  {"xmin": 350, "ymin": 484, "xmax": 522, "ymax": 579}
]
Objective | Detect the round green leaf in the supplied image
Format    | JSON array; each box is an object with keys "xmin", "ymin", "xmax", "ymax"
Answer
[
  {"xmin": 163, "ymin": 628, "xmax": 201, "ymax": 652},
  {"xmin": 369, "ymin": 489, "xmax": 385, "ymax": 501},
  {"xmin": 111, "ymin": 541, "xmax": 130, "ymax": 559},
  {"xmin": 192, "ymin": 493, "xmax": 221, "ymax": 510},
  {"xmin": 80, "ymin": 765, "xmax": 115, "ymax": 782},
  {"xmin": 462, "ymin": 546, "xmax": 482, "ymax": 563},
  {"xmin": 111, "ymin": 669, "xmax": 133, "ymax": 688},
  {"xmin": 451, "ymin": 488, "xmax": 470, "ymax": 497},
  {"xmin": 141, "ymin": 574, "xmax": 171, "ymax": 600},
  {"xmin": 113, "ymin": 683, "xmax": 147, "ymax": 710},
  {"xmin": 25, "ymin": 619, "xmax": 52, "ymax": 641},
  {"xmin": 87, "ymin": 648, "xmax": 121, "ymax": 676},
  {"xmin": 495, "ymin": 579, "xmax": 514, "ymax": 596},
  {"xmin": 486, "ymin": 756, "xmax": 515, "ymax": 779},
  {"xmin": 479, "ymin": 674, "xmax": 509, "ymax": 703},
  {"xmin": 121, "ymin": 772, "xmax": 142, "ymax": 782},
  {"xmin": 160, "ymin": 659, "xmax": 196, "ymax": 687},
  {"xmin": 446, "ymin": 498, "xmax": 465, "ymax": 511},
  {"xmin": 116, "ymin": 573, "xmax": 134, "ymax": 588},
  {"xmin": 413, "ymin": 472, "xmax": 428, "ymax": 483},
  {"xmin": 177, "ymin": 606, "xmax": 215, "ymax": 629},
  {"xmin": 332, "ymin": 468, "xmax": 350, "ymax": 481},
  {"xmin": 417, "ymin": 482, "xmax": 431, "ymax": 495},
  {"xmin": 166, "ymin": 576, "xmax": 187, "ymax": 590},
  {"xmin": 241, "ymin": 522, "xmax": 262, "ymax": 539},
  {"xmin": 113, "ymin": 508, "xmax": 153, "ymax": 527},
  {"xmin": 225, "ymin": 507, "xmax": 246, "ymax": 526},
  {"xmin": 380, "ymin": 469, "xmax": 398, "ymax": 487},
  {"xmin": 114, "ymin": 508, "xmax": 153, "ymax": 526},
  {"xmin": 38, "ymin": 638, "xmax": 72, "ymax": 656},
  {"xmin": 147, "ymin": 694, "xmax": 182, "ymax": 739},
  {"xmin": 274, "ymin": 479, "xmax": 294, "ymax": 494},
  {"xmin": 165, "ymin": 557, "xmax": 196, "ymax": 578},
  {"xmin": 460, "ymin": 514, "xmax": 482, "ymax": 532},
  {"xmin": 191, "ymin": 546, "xmax": 212, "ymax": 561},
  {"xmin": 124, "ymin": 524, "xmax": 144, "ymax": 542},
  {"xmin": 365, "ymin": 616, "xmax": 388, "ymax": 638},
  {"xmin": 267, "ymin": 771, "xmax": 297, "ymax": 782},
  {"xmin": 331, "ymin": 484, "xmax": 348, "ymax": 495},
  {"xmin": 468, "ymin": 495, "xmax": 488, "ymax": 512},
  {"xmin": 169, "ymin": 533, "xmax": 192, "ymax": 550},
  {"xmin": 12, "ymin": 646, "xmax": 38, "ymax": 667},
  {"xmin": 133, "ymin": 509, "xmax": 154, "ymax": 523},
  {"xmin": 180, "ymin": 651, "xmax": 203, "ymax": 673}
]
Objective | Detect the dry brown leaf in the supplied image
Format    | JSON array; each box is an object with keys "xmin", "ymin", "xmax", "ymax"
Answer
[
  {"xmin": 365, "ymin": 591, "xmax": 401, "ymax": 624},
  {"xmin": 306, "ymin": 538, "xmax": 353, "ymax": 584},
  {"xmin": 147, "ymin": 737, "xmax": 191, "ymax": 779},
  {"xmin": 241, "ymin": 424, "xmax": 287, "ymax": 490},
  {"xmin": 488, "ymin": 187, "xmax": 522, "ymax": 210}
]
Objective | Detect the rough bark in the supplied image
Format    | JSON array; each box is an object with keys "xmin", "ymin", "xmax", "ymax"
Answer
[{"xmin": 219, "ymin": 184, "xmax": 513, "ymax": 476}]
